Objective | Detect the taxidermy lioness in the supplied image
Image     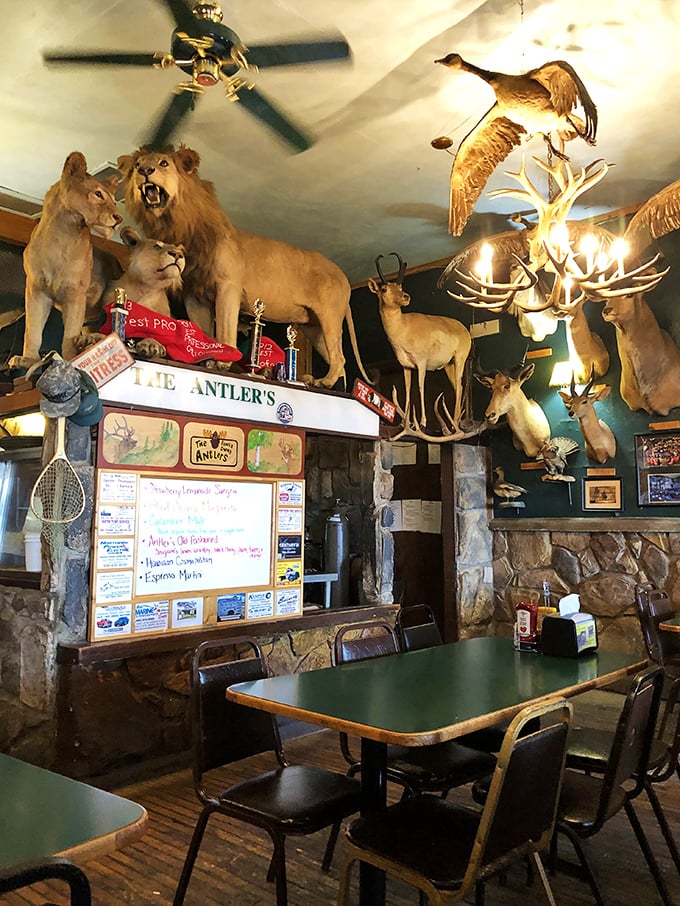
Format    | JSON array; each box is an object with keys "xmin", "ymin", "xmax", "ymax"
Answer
[
  {"xmin": 116, "ymin": 145, "xmax": 372, "ymax": 388},
  {"xmin": 77, "ymin": 226, "xmax": 186, "ymax": 359},
  {"xmin": 10, "ymin": 151, "xmax": 122, "ymax": 368},
  {"xmin": 102, "ymin": 226, "xmax": 185, "ymax": 315}
]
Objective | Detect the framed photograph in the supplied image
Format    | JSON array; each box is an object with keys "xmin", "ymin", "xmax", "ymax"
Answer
[
  {"xmin": 582, "ymin": 476, "xmax": 623, "ymax": 511},
  {"xmin": 635, "ymin": 432, "xmax": 680, "ymax": 506}
]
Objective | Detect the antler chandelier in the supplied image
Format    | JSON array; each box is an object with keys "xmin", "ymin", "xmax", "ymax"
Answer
[{"xmin": 442, "ymin": 155, "xmax": 667, "ymax": 330}]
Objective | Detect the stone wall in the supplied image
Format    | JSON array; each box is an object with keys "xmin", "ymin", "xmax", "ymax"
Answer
[
  {"xmin": 0, "ymin": 420, "xmax": 94, "ymax": 767},
  {"xmin": 304, "ymin": 435, "xmax": 393, "ymax": 607},
  {"xmin": 490, "ymin": 526, "xmax": 680, "ymax": 656},
  {"xmin": 55, "ymin": 618, "xmax": 391, "ymax": 783},
  {"xmin": 452, "ymin": 444, "xmax": 495, "ymax": 637}
]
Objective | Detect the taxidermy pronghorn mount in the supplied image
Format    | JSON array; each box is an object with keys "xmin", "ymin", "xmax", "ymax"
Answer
[
  {"xmin": 558, "ymin": 367, "xmax": 616, "ymax": 464},
  {"xmin": 367, "ymin": 253, "xmax": 475, "ymax": 442}
]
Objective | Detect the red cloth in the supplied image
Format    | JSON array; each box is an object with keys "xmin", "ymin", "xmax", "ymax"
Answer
[
  {"xmin": 241, "ymin": 335, "xmax": 286, "ymax": 369},
  {"xmin": 101, "ymin": 300, "xmax": 242, "ymax": 365}
]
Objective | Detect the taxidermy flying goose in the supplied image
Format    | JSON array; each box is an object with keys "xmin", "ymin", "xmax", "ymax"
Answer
[
  {"xmin": 624, "ymin": 177, "xmax": 680, "ymax": 256},
  {"xmin": 493, "ymin": 466, "xmax": 527, "ymax": 503},
  {"xmin": 433, "ymin": 54, "xmax": 598, "ymax": 236}
]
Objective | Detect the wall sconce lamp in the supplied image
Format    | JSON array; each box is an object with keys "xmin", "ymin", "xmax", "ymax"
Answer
[{"xmin": 548, "ymin": 361, "xmax": 575, "ymax": 389}]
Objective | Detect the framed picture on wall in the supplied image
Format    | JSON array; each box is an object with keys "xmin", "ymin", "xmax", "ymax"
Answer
[
  {"xmin": 582, "ymin": 476, "xmax": 623, "ymax": 511},
  {"xmin": 635, "ymin": 431, "xmax": 680, "ymax": 505}
]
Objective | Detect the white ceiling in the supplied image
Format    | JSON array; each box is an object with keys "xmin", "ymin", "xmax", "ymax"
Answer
[{"xmin": 2, "ymin": 0, "xmax": 680, "ymax": 284}]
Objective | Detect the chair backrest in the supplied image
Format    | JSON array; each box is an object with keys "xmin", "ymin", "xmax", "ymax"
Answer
[
  {"xmin": 191, "ymin": 636, "xmax": 285, "ymax": 801},
  {"xmin": 0, "ymin": 857, "xmax": 91, "ymax": 905},
  {"xmin": 648, "ymin": 676, "xmax": 680, "ymax": 783},
  {"xmin": 333, "ymin": 621, "xmax": 399, "ymax": 666},
  {"xmin": 595, "ymin": 665, "xmax": 664, "ymax": 828},
  {"xmin": 635, "ymin": 583, "xmax": 674, "ymax": 664},
  {"xmin": 462, "ymin": 698, "xmax": 572, "ymax": 893},
  {"xmin": 396, "ymin": 604, "xmax": 443, "ymax": 652}
]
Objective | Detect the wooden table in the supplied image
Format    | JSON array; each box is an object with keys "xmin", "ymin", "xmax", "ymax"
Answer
[
  {"xmin": 227, "ymin": 636, "xmax": 644, "ymax": 906},
  {"xmin": 0, "ymin": 753, "xmax": 148, "ymax": 870},
  {"xmin": 660, "ymin": 614, "xmax": 680, "ymax": 632}
]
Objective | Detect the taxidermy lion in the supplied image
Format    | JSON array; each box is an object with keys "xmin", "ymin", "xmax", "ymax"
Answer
[
  {"xmin": 9, "ymin": 151, "xmax": 122, "ymax": 368},
  {"xmin": 103, "ymin": 226, "xmax": 185, "ymax": 314},
  {"xmin": 116, "ymin": 145, "xmax": 371, "ymax": 388},
  {"xmin": 77, "ymin": 226, "xmax": 186, "ymax": 358}
]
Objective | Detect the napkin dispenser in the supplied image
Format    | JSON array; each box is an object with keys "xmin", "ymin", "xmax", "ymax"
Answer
[{"xmin": 541, "ymin": 611, "xmax": 598, "ymax": 657}]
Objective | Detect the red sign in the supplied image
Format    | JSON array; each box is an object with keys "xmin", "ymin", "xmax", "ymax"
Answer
[
  {"xmin": 70, "ymin": 333, "xmax": 135, "ymax": 388},
  {"xmin": 352, "ymin": 378, "xmax": 396, "ymax": 423}
]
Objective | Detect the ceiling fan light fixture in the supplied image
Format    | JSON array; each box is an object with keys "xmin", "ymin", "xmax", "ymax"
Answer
[{"xmin": 194, "ymin": 56, "xmax": 221, "ymax": 86}]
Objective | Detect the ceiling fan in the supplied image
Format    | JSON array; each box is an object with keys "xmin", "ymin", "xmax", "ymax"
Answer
[{"xmin": 42, "ymin": 0, "xmax": 351, "ymax": 152}]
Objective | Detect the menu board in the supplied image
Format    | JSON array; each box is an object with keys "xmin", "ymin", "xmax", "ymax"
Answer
[
  {"xmin": 136, "ymin": 477, "xmax": 272, "ymax": 595},
  {"xmin": 90, "ymin": 469, "xmax": 304, "ymax": 641}
]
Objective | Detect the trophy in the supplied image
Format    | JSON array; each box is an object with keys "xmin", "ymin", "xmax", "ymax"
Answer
[
  {"xmin": 248, "ymin": 299, "xmax": 265, "ymax": 375},
  {"xmin": 285, "ymin": 324, "xmax": 298, "ymax": 382}
]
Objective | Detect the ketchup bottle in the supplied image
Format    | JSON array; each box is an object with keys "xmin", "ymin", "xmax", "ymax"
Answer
[{"xmin": 516, "ymin": 601, "xmax": 539, "ymax": 645}]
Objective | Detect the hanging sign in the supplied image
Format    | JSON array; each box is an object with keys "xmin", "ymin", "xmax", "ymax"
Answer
[{"xmin": 352, "ymin": 378, "xmax": 396, "ymax": 423}]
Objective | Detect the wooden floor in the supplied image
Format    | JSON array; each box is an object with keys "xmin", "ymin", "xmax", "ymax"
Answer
[{"xmin": 4, "ymin": 690, "xmax": 680, "ymax": 906}]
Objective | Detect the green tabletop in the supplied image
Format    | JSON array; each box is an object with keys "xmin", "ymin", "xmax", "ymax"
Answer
[
  {"xmin": 229, "ymin": 636, "xmax": 643, "ymax": 906},
  {"xmin": 660, "ymin": 614, "xmax": 680, "ymax": 632},
  {"xmin": 0, "ymin": 754, "xmax": 148, "ymax": 870},
  {"xmin": 228, "ymin": 636, "xmax": 644, "ymax": 746}
]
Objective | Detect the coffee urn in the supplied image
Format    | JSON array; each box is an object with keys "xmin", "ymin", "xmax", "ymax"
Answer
[{"xmin": 324, "ymin": 500, "xmax": 350, "ymax": 608}]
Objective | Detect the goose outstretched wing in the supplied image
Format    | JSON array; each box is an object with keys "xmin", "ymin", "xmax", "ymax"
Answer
[
  {"xmin": 449, "ymin": 111, "xmax": 526, "ymax": 235},
  {"xmin": 624, "ymin": 178, "xmax": 680, "ymax": 255}
]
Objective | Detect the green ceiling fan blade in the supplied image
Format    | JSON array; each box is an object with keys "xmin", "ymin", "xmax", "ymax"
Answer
[
  {"xmin": 44, "ymin": 50, "xmax": 163, "ymax": 67},
  {"xmin": 145, "ymin": 90, "xmax": 198, "ymax": 149},
  {"xmin": 160, "ymin": 0, "xmax": 199, "ymax": 35},
  {"xmin": 246, "ymin": 39, "xmax": 351, "ymax": 68},
  {"xmin": 233, "ymin": 84, "xmax": 313, "ymax": 152}
]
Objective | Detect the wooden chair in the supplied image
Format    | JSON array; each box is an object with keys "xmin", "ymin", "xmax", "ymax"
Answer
[
  {"xmin": 555, "ymin": 665, "xmax": 672, "ymax": 906},
  {"xmin": 396, "ymin": 604, "xmax": 443, "ymax": 652},
  {"xmin": 336, "ymin": 698, "xmax": 572, "ymax": 906},
  {"xmin": 333, "ymin": 622, "xmax": 496, "ymax": 797},
  {"xmin": 0, "ymin": 857, "xmax": 91, "ymax": 905},
  {"xmin": 173, "ymin": 637, "xmax": 362, "ymax": 906}
]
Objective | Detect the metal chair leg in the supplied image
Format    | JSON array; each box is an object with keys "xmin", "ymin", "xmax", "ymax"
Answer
[
  {"xmin": 555, "ymin": 826, "xmax": 607, "ymax": 906},
  {"xmin": 173, "ymin": 805, "xmax": 215, "ymax": 906},
  {"xmin": 273, "ymin": 837, "xmax": 288, "ymax": 906},
  {"xmin": 645, "ymin": 782, "xmax": 680, "ymax": 875},
  {"xmin": 322, "ymin": 821, "xmax": 341, "ymax": 872},
  {"xmin": 625, "ymin": 801, "xmax": 674, "ymax": 906},
  {"xmin": 532, "ymin": 852, "xmax": 558, "ymax": 906}
]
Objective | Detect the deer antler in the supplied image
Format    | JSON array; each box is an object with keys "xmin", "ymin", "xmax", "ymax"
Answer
[
  {"xmin": 578, "ymin": 255, "xmax": 669, "ymax": 299},
  {"xmin": 447, "ymin": 257, "xmax": 539, "ymax": 312}
]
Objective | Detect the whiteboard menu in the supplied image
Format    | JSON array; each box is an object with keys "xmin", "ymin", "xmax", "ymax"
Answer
[
  {"xmin": 89, "ymin": 469, "xmax": 304, "ymax": 641},
  {"xmin": 136, "ymin": 477, "xmax": 273, "ymax": 595}
]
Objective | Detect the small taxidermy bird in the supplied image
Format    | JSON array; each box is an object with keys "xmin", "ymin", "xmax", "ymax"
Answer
[
  {"xmin": 537, "ymin": 436, "xmax": 580, "ymax": 482},
  {"xmin": 493, "ymin": 466, "xmax": 527, "ymax": 506},
  {"xmin": 433, "ymin": 54, "xmax": 598, "ymax": 236}
]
